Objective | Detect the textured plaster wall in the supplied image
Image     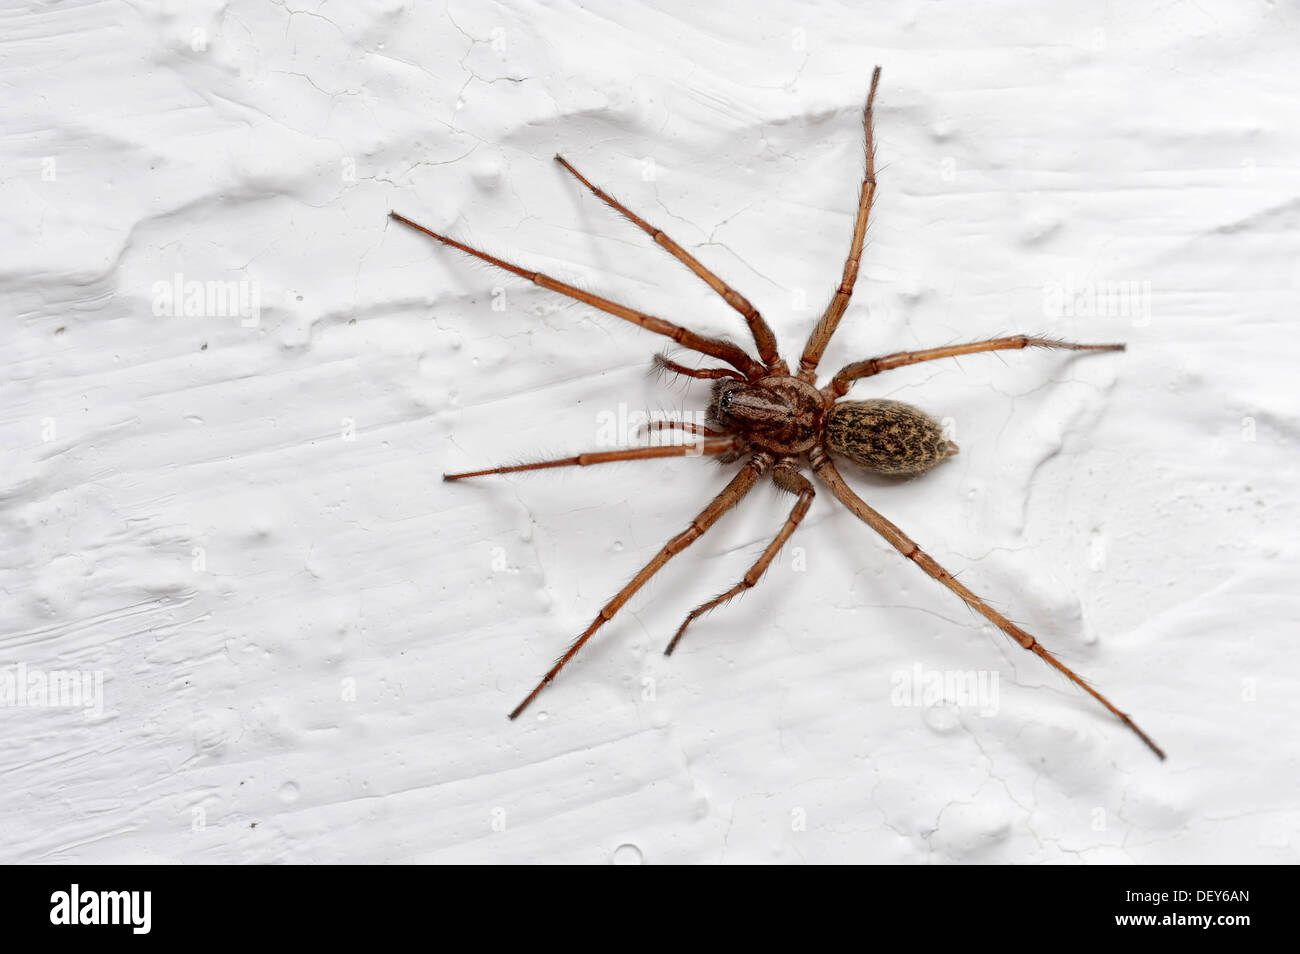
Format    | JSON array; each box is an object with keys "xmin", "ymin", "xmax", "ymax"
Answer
[{"xmin": 2, "ymin": 0, "xmax": 1298, "ymax": 863}]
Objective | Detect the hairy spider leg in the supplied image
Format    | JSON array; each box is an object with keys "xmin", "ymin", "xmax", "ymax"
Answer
[
  {"xmin": 652, "ymin": 353, "xmax": 747, "ymax": 382},
  {"xmin": 799, "ymin": 66, "xmax": 881, "ymax": 381},
  {"xmin": 828, "ymin": 336, "xmax": 1126, "ymax": 397},
  {"xmin": 509, "ymin": 452, "xmax": 774, "ymax": 719},
  {"xmin": 665, "ymin": 460, "xmax": 815, "ymax": 655},
  {"xmin": 555, "ymin": 155, "xmax": 784, "ymax": 372},
  {"xmin": 444, "ymin": 438, "xmax": 738, "ymax": 481},
  {"xmin": 810, "ymin": 449, "xmax": 1165, "ymax": 760},
  {"xmin": 639, "ymin": 420, "xmax": 726, "ymax": 440},
  {"xmin": 389, "ymin": 212, "xmax": 763, "ymax": 378}
]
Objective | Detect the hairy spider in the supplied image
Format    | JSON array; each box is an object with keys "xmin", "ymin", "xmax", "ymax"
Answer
[{"xmin": 392, "ymin": 68, "xmax": 1165, "ymax": 759}]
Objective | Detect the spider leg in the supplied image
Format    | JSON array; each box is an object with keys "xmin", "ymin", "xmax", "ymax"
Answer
[
  {"xmin": 390, "ymin": 212, "xmax": 764, "ymax": 378},
  {"xmin": 798, "ymin": 66, "xmax": 881, "ymax": 381},
  {"xmin": 810, "ymin": 448, "xmax": 1166, "ymax": 760},
  {"xmin": 653, "ymin": 353, "xmax": 746, "ymax": 382},
  {"xmin": 445, "ymin": 438, "xmax": 737, "ymax": 481},
  {"xmin": 665, "ymin": 460, "xmax": 814, "ymax": 655},
  {"xmin": 555, "ymin": 156, "xmax": 784, "ymax": 371},
  {"xmin": 638, "ymin": 420, "xmax": 726, "ymax": 443},
  {"xmin": 509, "ymin": 452, "xmax": 773, "ymax": 719},
  {"xmin": 827, "ymin": 336, "xmax": 1126, "ymax": 397}
]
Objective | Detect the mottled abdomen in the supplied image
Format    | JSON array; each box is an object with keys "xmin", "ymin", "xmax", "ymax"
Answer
[{"xmin": 824, "ymin": 399, "xmax": 957, "ymax": 476}]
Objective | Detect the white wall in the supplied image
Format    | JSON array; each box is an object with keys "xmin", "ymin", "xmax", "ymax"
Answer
[{"xmin": 3, "ymin": 0, "xmax": 1297, "ymax": 863}]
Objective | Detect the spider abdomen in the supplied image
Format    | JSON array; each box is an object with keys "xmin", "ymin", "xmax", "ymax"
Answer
[{"xmin": 825, "ymin": 399, "xmax": 957, "ymax": 476}]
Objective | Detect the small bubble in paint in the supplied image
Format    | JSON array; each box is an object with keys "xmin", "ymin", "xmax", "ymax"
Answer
[
  {"xmin": 613, "ymin": 844, "xmax": 643, "ymax": 865},
  {"xmin": 923, "ymin": 701, "xmax": 960, "ymax": 734}
]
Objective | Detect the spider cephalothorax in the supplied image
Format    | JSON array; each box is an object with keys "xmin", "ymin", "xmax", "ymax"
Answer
[
  {"xmin": 707, "ymin": 376, "xmax": 825, "ymax": 457},
  {"xmin": 391, "ymin": 67, "xmax": 1165, "ymax": 760}
]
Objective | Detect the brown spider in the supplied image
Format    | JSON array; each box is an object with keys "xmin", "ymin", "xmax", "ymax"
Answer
[{"xmin": 392, "ymin": 67, "xmax": 1165, "ymax": 760}]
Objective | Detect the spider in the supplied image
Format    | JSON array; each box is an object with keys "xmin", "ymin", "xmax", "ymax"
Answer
[{"xmin": 391, "ymin": 67, "xmax": 1165, "ymax": 760}]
